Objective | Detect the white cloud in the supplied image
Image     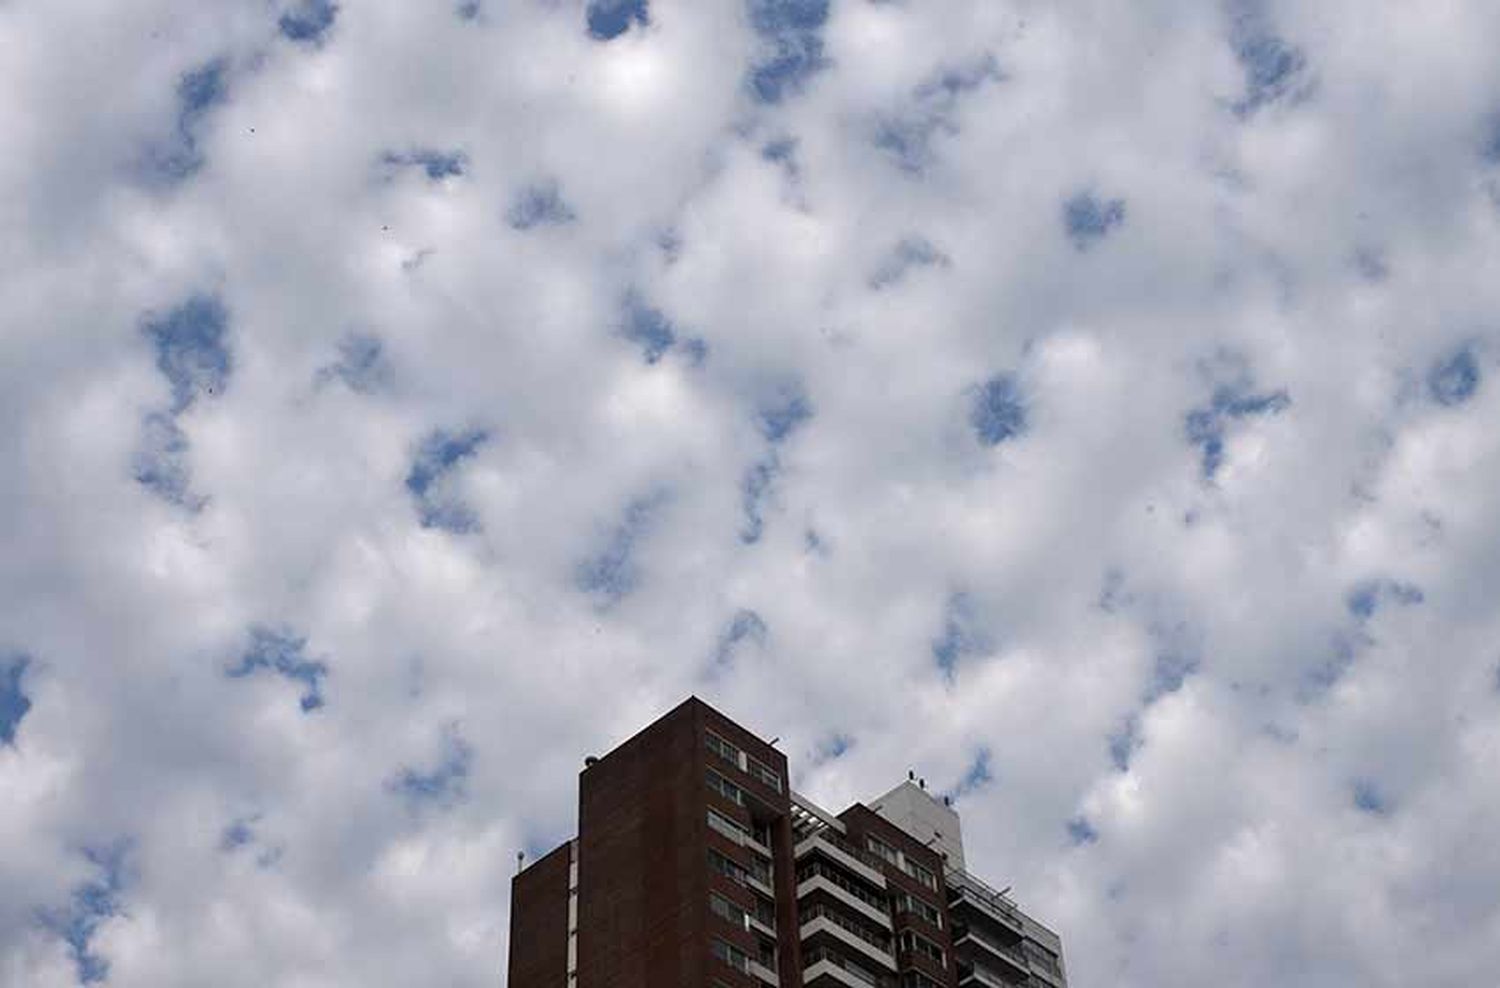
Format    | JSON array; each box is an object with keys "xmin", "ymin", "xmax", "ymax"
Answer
[{"xmin": 3, "ymin": 0, "xmax": 1500, "ymax": 985}]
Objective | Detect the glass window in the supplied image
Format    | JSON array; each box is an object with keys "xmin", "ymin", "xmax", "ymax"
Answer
[
  {"xmin": 711, "ymin": 938, "xmax": 751, "ymax": 973},
  {"xmin": 707, "ymin": 770, "xmax": 746, "ymax": 806},
  {"xmin": 706, "ymin": 730, "xmax": 741, "ymax": 766}
]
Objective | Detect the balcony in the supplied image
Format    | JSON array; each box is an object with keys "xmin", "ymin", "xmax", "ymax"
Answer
[
  {"xmin": 797, "ymin": 871, "xmax": 892, "ymax": 929},
  {"xmin": 803, "ymin": 945, "xmax": 896, "ymax": 988},
  {"xmin": 946, "ymin": 870, "xmax": 1026, "ymax": 936},
  {"xmin": 952, "ymin": 925, "xmax": 1028, "ymax": 976},
  {"xmin": 799, "ymin": 904, "xmax": 896, "ymax": 970},
  {"xmin": 957, "ymin": 961, "xmax": 1026, "ymax": 988},
  {"xmin": 795, "ymin": 832, "xmax": 887, "ymax": 890}
]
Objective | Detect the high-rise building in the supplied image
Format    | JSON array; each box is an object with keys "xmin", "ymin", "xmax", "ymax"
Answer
[{"xmin": 508, "ymin": 697, "xmax": 1067, "ymax": 988}]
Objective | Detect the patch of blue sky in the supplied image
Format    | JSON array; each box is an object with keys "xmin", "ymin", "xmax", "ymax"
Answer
[
  {"xmin": 147, "ymin": 58, "xmax": 228, "ymax": 182},
  {"xmin": 1183, "ymin": 378, "xmax": 1290, "ymax": 481},
  {"xmin": 621, "ymin": 297, "xmax": 676, "ymax": 364},
  {"xmin": 814, "ymin": 733, "xmax": 853, "ymax": 762},
  {"xmin": 227, "ymin": 627, "xmax": 328, "ymax": 712},
  {"xmin": 406, "ymin": 427, "xmax": 489, "ymax": 532},
  {"xmin": 576, "ymin": 492, "xmax": 668, "ymax": 606},
  {"xmin": 1097, "ymin": 568, "xmax": 1130, "ymax": 612},
  {"xmin": 1066, "ymin": 816, "xmax": 1099, "ymax": 846},
  {"xmin": 507, "ymin": 180, "xmax": 576, "ymax": 230},
  {"xmin": 1226, "ymin": 1, "xmax": 1310, "ymax": 116},
  {"xmin": 1108, "ymin": 715, "xmax": 1140, "ymax": 771},
  {"xmin": 316, "ymin": 332, "xmax": 390, "ymax": 394},
  {"xmin": 740, "ymin": 455, "xmax": 777, "ymax": 544},
  {"xmin": 711, "ymin": 609, "xmax": 767, "ymax": 671},
  {"xmin": 945, "ymin": 747, "xmax": 993, "ymax": 802},
  {"xmin": 932, "ymin": 592, "xmax": 991, "ymax": 681},
  {"xmin": 1301, "ymin": 633, "xmax": 1361, "ymax": 699},
  {"xmin": 456, "ymin": 0, "xmax": 481, "ymax": 19},
  {"xmin": 1063, "ymin": 192, "xmax": 1126, "ymax": 250},
  {"xmin": 1428, "ymin": 347, "xmax": 1481, "ymax": 407},
  {"xmin": 279, "ymin": 0, "xmax": 339, "ymax": 44},
  {"xmin": 873, "ymin": 54, "xmax": 1000, "ymax": 175},
  {"xmin": 1143, "ymin": 651, "xmax": 1200, "ymax": 703},
  {"xmin": 37, "ymin": 842, "xmax": 131, "ymax": 985},
  {"xmin": 870, "ymin": 236, "xmax": 950, "ymax": 289},
  {"xmin": 1, "ymin": 654, "xmax": 31, "ymax": 746},
  {"xmin": 219, "ymin": 816, "xmax": 257, "ymax": 851},
  {"xmin": 1346, "ymin": 578, "xmax": 1425, "ymax": 620},
  {"xmin": 762, "ymin": 136, "xmax": 797, "ymax": 165},
  {"xmin": 586, "ymin": 0, "xmax": 648, "ymax": 40},
  {"xmin": 381, "ymin": 148, "xmax": 467, "ymax": 180},
  {"xmin": 745, "ymin": 0, "xmax": 829, "ymax": 104},
  {"xmin": 755, "ymin": 381, "xmax": 813, "ymax": 444},
  {"xmin": 143, "ymin": 295, "xmax": 231, "ymax": 413},
  {"xmin": 1352, "ymin": 779, "xmax": 1389, "ymax": 816},
  {"xmin": 678, "ymin": 337, "xmax": 708, "ymax": 366},
  {"xmin": 916, "ymin": 54, "xmax": 1001, "ymax": 100},
  {"xmin": 1483, "ymin": 112, "xmax": 1500, "ymax": 164},
  {"xmin": 391, "ymin": 727, "xmax": 473, "ymax": 810},
  {"xmin": 970, "ymin": 373, "xmax": 1027, "ymax": 447},
  {"xmin": 134, "ymin": 412, "xmax": 205, "ymax": 510}
]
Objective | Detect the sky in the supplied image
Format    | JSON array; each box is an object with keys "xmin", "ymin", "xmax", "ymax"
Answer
[{"xmin": 2, "ymin": 0, "xmax": 1500, "ymax": 985}]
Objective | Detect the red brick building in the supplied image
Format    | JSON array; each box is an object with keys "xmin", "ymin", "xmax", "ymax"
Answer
[{"xmin": 508, "ymin": 697, "xmax": 1066, "ymax": 988}]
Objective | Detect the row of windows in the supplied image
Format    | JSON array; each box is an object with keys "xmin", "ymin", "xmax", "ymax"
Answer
[
  {"xmin": 709, "ymin": 847, "xmax": 772, "ymax": 889},
  {"xmin": 710, "ymin": 934, "xmax": 777, "ymax": 975},
  {"xmin": 899, "ymin": 929, "xmax": 946, "ymax": 968},
  {"xmin": 709, "ymin": 808, "xmax": 752, "ymax": 845},
  {"xmin": 895, "ymin": 892, "xmax": 942, "ymax": 929},
  {"xmin": 707, "ymin": 769, "xmax": 747, "ymax": 807},
  {"xmin": 865, "ymin": 836, "xmax": 938, "ymax": 890},
  {"xmin": 796, "ymin": 860, "xmax": 888, "ymax": 913},
  {"xmin": 803, "ymin": 944, "xmax": 894, "ymax": 988},
  {"xmin": 1024, "ymin": 939, "xmax": 1063, "ymax": 978},
  {"xmin": 711, "ymin": 938, "xmax": 752, "ymax": 974},
  {"xmin": 803, "ymin": 902, "xmax": 893, "ymax": 954},
  {"xmin": 705, "ymin": 730, "xmax": 783, "ymax": 793}
]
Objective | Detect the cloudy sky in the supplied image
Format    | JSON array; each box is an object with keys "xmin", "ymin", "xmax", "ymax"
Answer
[{"xmin": 4, "ymin": 0, "xmax": 1500, "ymax": 985}]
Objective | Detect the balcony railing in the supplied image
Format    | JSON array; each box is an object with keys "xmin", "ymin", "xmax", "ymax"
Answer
[
  {"xmin": 957, "ymin": 961, "xmax": 1026, "ymax": 988},
  {"xmin": 804, "ymin": 945, "xmax": 896, "ymax": 988},
  {"xmin": 801, "ymin": 903, "xmax": 893, "ymax": 955},
  {"xmin": 946, "ymin": 869, "xmax": 1026, "ymax": 932},
  {"xmin": 798, "ymin": 860, "xmax": 889, "ymax": 914},
  {"xmin": 952, "ymin": 925, "xmax": 1028, "ymax": 971}
]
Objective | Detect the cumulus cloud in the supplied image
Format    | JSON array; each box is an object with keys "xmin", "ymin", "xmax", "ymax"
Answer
[{"xmin": 4, "ymin": 0, "xmax": 1500, "ymax": 986}]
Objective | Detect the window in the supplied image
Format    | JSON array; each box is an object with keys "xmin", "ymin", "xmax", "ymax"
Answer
[
  {"xmin": 746, "ymin": 754, "xmax": 783, "ymax": 792},
  {"xmin": 903, "ymin": 859, "xmax": 938, "ymax": 890},
  {"xmin": 866, "ymin": 836, "xmax": 900, "ymax": 866},
  {"xmin": 707, "ymin": 770, "xmax": 746, "ymax": 806},
  {"xmin": 709, "ymin": 808, "xmax": 750, "ymax": 843},
  {"xmin": 711, "ymin": 938, "xmax": 751, "ymax": 973},
  {"xmin": 896, "ymin": 893, "xmax": 942, "ymax": 928},
  {"xmin": 901, "ymin": 972, "xmax": 943, "ymax": 988},
  {"xmin": 709, "ymin": 848, "xmax": 771, "ymax": 888},
  {"xmin": 797, "ymin": 860, "xmax": 889, "ymax": 913},
  {"xmin": 706, "ymin": 730, "xmax": 741, "ymax": 767},
  {"xmin": 899, "ymin": 930, "xmax": 945, "ymax": 967},
  {"xmin": 710, "ymin": 892, "xmax": 749, "ymax": 929},
  {"xmin": 1024, "ymin": 940, "xmax": 1062, "ymax": 978}
]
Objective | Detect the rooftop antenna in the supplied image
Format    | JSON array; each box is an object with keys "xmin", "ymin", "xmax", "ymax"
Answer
[
  {"xmin": 908, "ymin": 769, "xmax": 916, "ymax": 781},
  {"xmin": 516, "ymin": 851, "xmax": 525, "ymax": 875}
]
